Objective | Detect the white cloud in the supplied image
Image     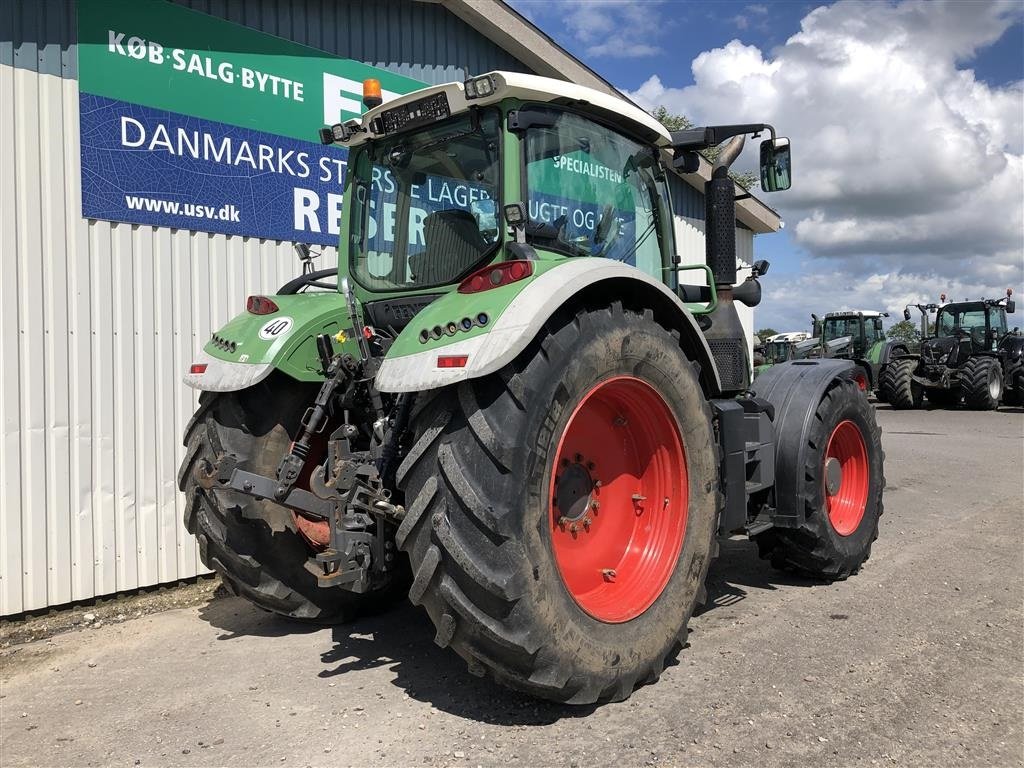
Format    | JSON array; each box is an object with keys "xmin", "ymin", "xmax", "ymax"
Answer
[
  {"xmin": 624, "ymin": 0, "xmax": 1024, "ymax": 328},
  {"xmin": 514, "ymin": 0, "xmax": 668, "ymax": 58}
]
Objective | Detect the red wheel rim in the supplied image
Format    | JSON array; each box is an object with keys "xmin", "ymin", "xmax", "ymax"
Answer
[
  {"xmin": 549, "ymin": 376, "xmax": 687, "ymax": 623},
  {"xmin": 824, "ymin": 420, "xmax": 869, "ymax": 536}
]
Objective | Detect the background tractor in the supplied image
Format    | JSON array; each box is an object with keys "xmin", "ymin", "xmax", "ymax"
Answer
[
  {"xmin": 809, "ymin": 311, "xmax": 909, "ymax": 398},
  {"xmin": 178, "ymin": 71, "xmax": 884, "ymax": 704},
  {"xmin": 753, "ymin": 331, "xmax": 814, "ymax": 376},
  {"xmin": 882, "ymin": 292, "xmax": 1022, "ymax": 409}
]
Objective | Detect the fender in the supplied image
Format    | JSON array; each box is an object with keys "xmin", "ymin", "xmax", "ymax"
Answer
[
  {"xmin": 877, "ymin": 340, "xmax": 910, "ymax": 366},
  {"xmin": 374, "ymin": 259, "xmax": 722, "ymax": 395},
  {"xmin": 749, "ymin": 358, "xmax": 855, "ymax": 527},
  {"xmin": 183, "ymin": 292, "xmax": 354, "ymax": 392}
]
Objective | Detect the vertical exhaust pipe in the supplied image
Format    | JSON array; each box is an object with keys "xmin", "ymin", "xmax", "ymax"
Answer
[{"xmin": 705, "ymin": 135, "xmax": 745, "ymax": 288}]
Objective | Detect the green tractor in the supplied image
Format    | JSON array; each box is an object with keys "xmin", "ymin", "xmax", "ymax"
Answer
[
  {"xmin": 753, "ymin": 331, "xmax": 815, "ymax": 377},
  {"xmin": 179, "ymin": 72, "xmax": 884, "ymax": 704},
  {"xmin": 881, "ymin": 292, "xmax": 1022, "ymax": 409},
  {"xmin": 809, "ymin": 311, "xmax": 909, "ymax": 398}
]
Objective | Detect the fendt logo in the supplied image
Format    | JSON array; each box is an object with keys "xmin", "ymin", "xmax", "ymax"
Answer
[{"xmin": 322, "ymin": 73, "xmax": 401, "ymax": 124}]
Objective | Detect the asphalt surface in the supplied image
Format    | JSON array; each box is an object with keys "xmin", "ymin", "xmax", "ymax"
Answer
[{"xmin": 2, "ymin": 404, "xmax": 1022, "ymax": 767}]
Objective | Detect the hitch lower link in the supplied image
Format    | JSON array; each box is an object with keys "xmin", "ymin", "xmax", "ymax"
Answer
[{"xmin": 195, "ymin": 439, "xmax": 405, "ymax": 593}]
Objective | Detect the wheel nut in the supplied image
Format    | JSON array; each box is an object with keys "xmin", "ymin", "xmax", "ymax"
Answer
[
  {"xmin": 601, "ymin": 568, "xmax": 616, "ymax": 581},
  {"xmin": 582, "ymin": 516, "xmax": 592, "ymax": 530},
  {"xmin": 590, "ymin": 500, "xmax": 600, "ymax": 512},
  {"xmin": 587, "ymin": 461, "xmax": 596, "ymax": 471},
  {"xmin": 569, "ymin": 522, "xmax": 578, "ymax": 534}
]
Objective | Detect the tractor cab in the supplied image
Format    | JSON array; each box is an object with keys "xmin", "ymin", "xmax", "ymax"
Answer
[
  {"xmin": 319, "ymin": 72, "xmax": 789, "ymax": 392},
  {"xmin": 820, "ymin": 311, "xmax": 886, "ymax": 358}
]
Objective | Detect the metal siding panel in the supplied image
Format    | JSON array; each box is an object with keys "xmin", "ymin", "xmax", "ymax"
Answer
[
  {"xmin": 40, "ymin": 59, "xmax": 73, "ymax": 607},
  {"xmin": 133, "ymin": 225, "xmax": 159, "ymax": 588},
  {"xmin": 90, "ymin": 221, "xmax": 118, "ymax": 598},
  {"xmin": 62, "ymin": 77, "xmax": 96, "ymax": 602},
  {"xmin": 0, "ymin": 58, "xmax": 24, "ymax": 615},
  {"xmin": 13, "ymin": 64, "xmax": 49, "ymax": 612},
  {"xmin": 112, "ymin": 223, "xmax": 138, "ymax": 592}
]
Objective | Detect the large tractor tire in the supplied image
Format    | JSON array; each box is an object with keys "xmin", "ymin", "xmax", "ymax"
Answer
[
  {"xmin": 178, "ymin": 375, "xmax": 403, "ymax": 622},
  {"xmin": 879, "ymin": 358, "xmax": 922, "ymax": 409},
  {"xmin": 396, "ymin": 303, "xmax": 719, "ymax": 704},
  {"xmin": 755, "ymin": 378, "xmax": 883, "ymax": 580},
  {"xmin": 961, "ymin": 357, "xmax": 1003, "ymax": 410}
]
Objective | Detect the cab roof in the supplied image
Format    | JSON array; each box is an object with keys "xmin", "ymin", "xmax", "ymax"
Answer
[
  {"xmin": 825, "ymin": 310, "xmax": 885, "ymax": 318},
  {"xmin": 342, "ymin": 71, "xmax": 673, "ymax": 149}
]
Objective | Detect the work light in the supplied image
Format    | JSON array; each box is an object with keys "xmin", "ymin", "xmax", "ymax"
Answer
[{"xmin": 464, "ymin": 75, "xmax": 495, "ymax": 100}]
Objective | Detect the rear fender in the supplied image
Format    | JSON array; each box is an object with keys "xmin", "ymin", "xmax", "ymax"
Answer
[
  {"xmin": 373, "ymin": 259, "xmax": 722, "ymax": 395},
  {"xmin": 183, "ymin": 293, "xmax": 354, "ymax": 392},
  {"xmin": 749, "ymin": 359, "xmax": 856, "ymax": 527}
]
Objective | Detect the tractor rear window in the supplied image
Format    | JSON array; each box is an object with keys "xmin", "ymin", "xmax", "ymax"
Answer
[
  {"xmin": 348, "ymin": 111, "xmax": 501, "ymax": 291},
  {"xmin": 523, "ymin": 109, "xmax": 666, "ymax": 277}
]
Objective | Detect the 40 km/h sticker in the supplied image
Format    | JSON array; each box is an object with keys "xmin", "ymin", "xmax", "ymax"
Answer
[{"xmin": 258, "ymin": 316, "xmax": 294, "ymax": 341}]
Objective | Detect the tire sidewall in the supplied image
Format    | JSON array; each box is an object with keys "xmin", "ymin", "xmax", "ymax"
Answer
[
  {"xmin": 512, "ymin": 310, "xmax": 718, "ymax": 675},
  {"xmin": 805, "ymin": 381, "xmax": 883, "ymax": 558}
]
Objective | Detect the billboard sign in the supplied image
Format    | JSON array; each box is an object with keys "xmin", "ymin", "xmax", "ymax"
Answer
[{"xmin": 77, "ymin": 0, "xmax": 424, "ymax": 245}]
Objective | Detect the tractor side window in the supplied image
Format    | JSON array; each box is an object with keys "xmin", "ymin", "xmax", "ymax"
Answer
[
  {"xmin": 523, "ymin": 109, "xmax": 663, "ymax": 277},
  {"xmin": 991, "ymin": 310, "xmax": 1008, "ymax": 335}
]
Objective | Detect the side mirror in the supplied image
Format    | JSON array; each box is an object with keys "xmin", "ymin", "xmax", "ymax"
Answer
[
  {"xmin": 760, "ymin": 137, "xmax": 791, "ymax": 192},
  {"xmin": 1007, "ymin": 300, "xmax": 1016, "ymax": 313},
  {"xmin": 753, "ymin": 259, "xmax": 770, "ymax": 276},
  {"xmin": 903, "ymin": 308, "xmax": 911, "ymax": 321}
]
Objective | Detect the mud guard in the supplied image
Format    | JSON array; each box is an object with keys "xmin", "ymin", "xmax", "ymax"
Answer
[
  {"xmin": 749, "ymin": 359, "xmax": 856, "ymax": 527},
  {"xmin": 374, "ymin": 259, "xmax": 722, "ymax": 395}
]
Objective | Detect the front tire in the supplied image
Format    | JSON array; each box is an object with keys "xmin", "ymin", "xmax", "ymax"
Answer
[
  {"xmin": 178, "ymin": 377, "xmax": 401, "ymax": 622},
  {"xmin": 755, "ymin": 378, "xmax": 884, "ymax": 579},
  {"xmin": 879, "ymin": 358, "xmax": 922, "ymax": 409},
  {"xmin": 962, "ymin": 357, "xmax": 1003, "ymax": 410},
  {"xmin": 396, "ymin": 304, "xmax": 719, "ymax": 704}
]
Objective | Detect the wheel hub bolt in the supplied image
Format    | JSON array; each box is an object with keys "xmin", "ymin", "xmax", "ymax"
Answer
[
  {"xmin": 582, "ymin": 516, "xmax": 592, "ymax": 531},
  {"xmin": 601, "ymin": 568, "xmax": 616, "ymax": 581}
]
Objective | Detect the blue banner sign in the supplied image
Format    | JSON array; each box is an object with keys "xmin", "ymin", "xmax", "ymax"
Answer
[{"xmin": 80, "ymin": 94, "xmax": 351, "ymax": 246}]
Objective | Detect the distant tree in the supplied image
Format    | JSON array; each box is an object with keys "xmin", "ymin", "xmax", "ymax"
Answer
[
  {"xmin": 886, "ymin": 319, "xmax": 922, "ymax": 347},
  {"xmin": 652, "ymin": 107, "xmax": 759, "ymax": 190},
  {"xmin": 756, "ymin": 327, "xmax": 779, "ymax": 343}
]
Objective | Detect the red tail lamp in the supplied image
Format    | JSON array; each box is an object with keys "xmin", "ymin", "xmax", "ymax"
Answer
[
  {"xmin": 189, "ymin": 363, "xmax": 208, "ymax": 374},
  {"xmin": 437, "ymin": 355, "xmax": 469, "ymax": 368},
  {"xmin": 458, "ymin": 260, "xmax": 533, "ymax": 294},
  {"xmin": 246, "ymin": 295, "xmax": 279, "ymax": 315}
]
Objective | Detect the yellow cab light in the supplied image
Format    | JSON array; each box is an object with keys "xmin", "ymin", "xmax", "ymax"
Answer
[{"xmin": 363, "ymin": 78, "xmax": 383, "ymax": 109}]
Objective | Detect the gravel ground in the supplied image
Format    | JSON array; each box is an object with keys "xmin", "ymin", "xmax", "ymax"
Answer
[{"xmin": 1, "ymin": 404, "xmax": 1022, "ymax": 767}]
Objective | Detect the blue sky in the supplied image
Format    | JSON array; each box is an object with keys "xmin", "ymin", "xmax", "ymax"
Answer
[{"xmin": 510, "ymin": 0, "xmax": 1024, "ymax": 332}]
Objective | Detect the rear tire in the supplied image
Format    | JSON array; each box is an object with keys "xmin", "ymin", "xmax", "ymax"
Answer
[
  {"xmin": 755, "ymin": 378, "xmax": 883, "ymax": 579},
  {"xmin": 178, "ymin": 376, "xmax": 403, "ymax": 622},
  {"xmin": 879, "ymin": 358, "xmax": 922, "ymax": 409},
  {"xmin": 961, "ymin": 357, "xmax": 1003, "ymax": 410},
  {"xmin": 396, "ymin": 304, "xmax": 719, "ymax": 704}
]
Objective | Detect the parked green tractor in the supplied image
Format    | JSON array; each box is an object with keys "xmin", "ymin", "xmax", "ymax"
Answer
[
  {"xmin": 178, "ymin": 72, "xmax": 884, "ymax": 704},
  {"xmin": 753, "ymin": 331, "xmax": 814, "ymax": 377},
  {"xmin": 881, "ymin": 292, "xmax": 1022, "ymax": 409},
  {"xmin": 809, "ymin": 311, "xmax": 909, "ymax": 398}
]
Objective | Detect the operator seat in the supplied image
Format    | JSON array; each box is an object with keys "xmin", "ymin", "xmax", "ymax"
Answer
[{"xmin": 409, "ymin": 209, "xmax": 488, "ymax": 285}]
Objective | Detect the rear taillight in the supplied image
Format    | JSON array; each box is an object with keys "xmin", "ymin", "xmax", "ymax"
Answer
[
  {"xmin": 458, "ymin": 260, "xmax": 533, "ymax": 294},
  {"xmin": 189, "ymin": 363, "xmax": 208, "ymax": 374},
  {"xmin": 246, "ymin": 295, "xmax": 279, "ymax": 315},
  {"xmin": 437, "ymin": 355, "xmax": 469, "ymax": 368}
]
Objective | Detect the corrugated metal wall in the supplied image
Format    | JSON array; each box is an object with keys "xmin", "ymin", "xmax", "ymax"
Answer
[{"xmin": 0, "ymin": 0, "xmax": 529, "ymax": 616}]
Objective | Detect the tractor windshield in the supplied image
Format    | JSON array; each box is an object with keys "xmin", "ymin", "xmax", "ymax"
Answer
[
  {"xmin": 348, "ymin": 110, "xmax": 501, "ymax": 291},
  {"xmin": 522, "ymin": 108, "xmax": 667, "ymax": 276},
  {"xmin": 822, "ymin": 317, "xmax": 859, "ymax": 343},
  {"xmin": 936, "ymin": 306, "xmax": 987, "ymax": 339},
  {"xmin": 766, "ymin": 341, "xmax": 790, "ymax": 363}
]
